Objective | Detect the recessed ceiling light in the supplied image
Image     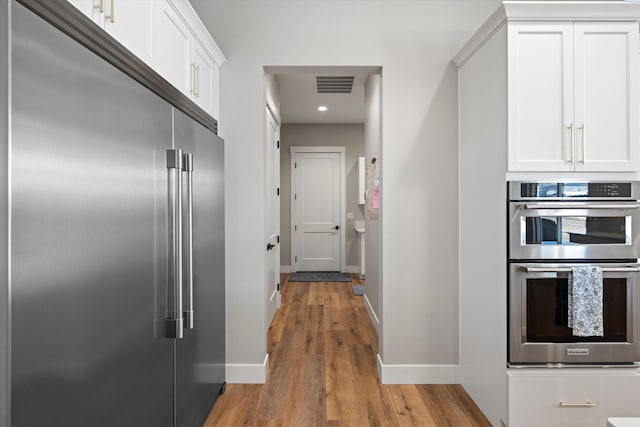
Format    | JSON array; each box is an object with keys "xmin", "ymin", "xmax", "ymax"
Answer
[{"xmin": 317, "ymin": 105, "xmax": 328, "ymax": 112}]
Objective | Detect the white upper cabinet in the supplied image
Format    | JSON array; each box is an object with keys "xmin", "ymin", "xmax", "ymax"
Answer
[
  {"xmin": 152, "ymin": 0, "xmax": 191, "ymax": 95},
  {"xmin": 68, "ymin": 0, "xmax": 153, "ymax": 64},
  {"xmin": 508, "ymin": 22, "xmax": 639, "ymax": 172},
  {"xmin": 67, "ymin": 0, "xmax": 225, "ymax": 121}
]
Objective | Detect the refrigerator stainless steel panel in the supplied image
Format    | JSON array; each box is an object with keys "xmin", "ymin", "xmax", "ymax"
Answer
[
  {"xmin": 10, "ymin": 4, "xmax": 174, "ymax": 426},
  {"xmin": 174, "ymin": 109, "xmax": 225, "ymax": 427}
]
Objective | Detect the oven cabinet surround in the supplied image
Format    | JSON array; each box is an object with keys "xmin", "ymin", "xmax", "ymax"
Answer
[
  {"xmin": 455, "ymin": 2, "xmax": 640, "ymax": 426},
  {"xmin": 508, "ymin": 22, "xmax": 639, "ymax": 172},
  {"xmin": 67, "ymin": 0, "xmax": 224, "ymax": 119},
  {"xmin": 508, "ymin": 369, "xmax": 640, "ymax": 427}
]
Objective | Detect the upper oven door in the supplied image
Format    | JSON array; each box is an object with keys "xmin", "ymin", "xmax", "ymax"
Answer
[{"xmin": 509, "ymin": 201, "xmax": 640, "ymax": 260}]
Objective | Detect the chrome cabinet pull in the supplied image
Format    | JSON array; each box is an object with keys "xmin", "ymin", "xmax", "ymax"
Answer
[
  {"xmin": 522, "ymin": 266, "xmax": 640, "ymax": 273},
  {"xmin": 182, "ymin": 153, "xmax": 194, "ymax": 330},
  {"xmin": 578, "ymin": 124, "xmax": 585, "ymax": 164},
  {"xmin": 166, "ymin": 149, "xmax": 184, "ymax": 339},
  {"xmin": 519, "ymin": 202, "xmax": 640, "ymax": 210},
  {"xmin": 195, "ymin": 64, "xmax": 200, "ymax": 98},
  {"xmin": 559, "ymin": 401, "xmax": 597, "ymax": 408},
  {"xmin": 190, "ymin": 63, "xmax": 196, "ymax": 96},
  {"xmin": 567, "ymin": 123, "xmax": 575, "ymax": 164},
  {"xmin": 104, "ymin": 0, "xmax": 115, "ymax": 23}
]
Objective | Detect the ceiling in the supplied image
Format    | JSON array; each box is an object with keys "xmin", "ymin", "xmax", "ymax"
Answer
[{"xmin": 275, "ymin": 69, "xmax": 374, "ymax": 124}]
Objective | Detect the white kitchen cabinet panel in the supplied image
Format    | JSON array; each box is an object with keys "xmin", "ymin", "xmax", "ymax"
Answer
[
  {"xmin": 509, "ymin": 371, "xmax": 640, "ymax": 427},
  {"xmin": 152, "ymin": 0, "xmax": 191, "ymax": 95},
  {"xmin": 508, "ymin": 22, "xmax": 639, "ymax": 172},
  {"xmin": 508, "ymin": 23, "xmax": 574, "ymax": 171},
  {"xmin": 573, "ymin": 22, "xmax": 639, "ymax": 172},
  {"xmin": 67, "ymin": 0, "xmax": 152, "ymax": 64},
  {"xmin": 103, "ymin": 0, "xmax": 153, "ymax": 64},
  {"xmin": 190, "ymin": 41, "xmax": 217, "ymax": 117}
]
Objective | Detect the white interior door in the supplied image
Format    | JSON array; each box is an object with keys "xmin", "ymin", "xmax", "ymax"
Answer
[
  {"xmin": 292, "ymin": 148, "xmax": 344, "ymax": 272},
  {"xmin": 265, "ymin": 107, "xmax": 280, "ymax": 329}
]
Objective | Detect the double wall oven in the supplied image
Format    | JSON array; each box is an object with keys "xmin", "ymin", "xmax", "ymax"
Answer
[{"xmin": 508, "ymin": 181, "xmax": 640, "ymax": 366}]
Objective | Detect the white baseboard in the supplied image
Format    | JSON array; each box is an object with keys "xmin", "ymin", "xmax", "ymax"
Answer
[
  {"xmin": 280, "ymin": 265, "xmax": 291, "ymax": 274},
  {"xmin": 363, "ymin": 294, "xmax": 380, "ymax": 336},
  {"xmin": 225, "ymin": 353, "xmax": 269, "ymax": 384},
  {"xmin": 376, "ymin": 354, "xmax": 460, "ymax": 384},
  {"xmin": 345, "ymin": 265, "xmax": 359, "ymax": 274}
]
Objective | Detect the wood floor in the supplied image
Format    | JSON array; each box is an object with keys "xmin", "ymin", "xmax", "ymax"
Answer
[{"xmin": 204, "ymin": 274, "xmax": 491, "ymax": 427}]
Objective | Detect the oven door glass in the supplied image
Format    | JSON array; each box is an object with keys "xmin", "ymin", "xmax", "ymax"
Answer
[
  {"xmin": 509, "ymin": 263, "xmax": 640, "ymax": 364},
  {"xmin": 509, "ymin": 203, "xmax": 640, "ymax": 259}
]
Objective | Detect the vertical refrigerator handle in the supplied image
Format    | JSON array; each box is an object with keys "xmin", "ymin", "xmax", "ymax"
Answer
[
  {"xmin": 166, "ymin": 149, "xmax": 184, "ymax": 339},
  {"xmin": 182, "ymin": 153, "xmax": 195, "ymax": 330}
]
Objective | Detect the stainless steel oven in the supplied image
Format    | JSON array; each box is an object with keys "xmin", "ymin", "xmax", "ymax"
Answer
[
  {"xmin": 509, "ymin": 181, "xmax": 640, "ymax": 260},
  {"xmin": 508, "ymin": 181, "xmax": 640, "ymax": 366},
  {"xmin": 509, "ymin": 261, "xmax": 640, "ymax": 365}
]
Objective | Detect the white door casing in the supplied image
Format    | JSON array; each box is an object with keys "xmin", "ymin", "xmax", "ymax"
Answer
[
  {"xmin": 291, "ymin": 147, "xmax": 345, "ymax": 272},
  {"xmin": 265, "ymin": 105, "xmax": 280, "ymax": 330}
]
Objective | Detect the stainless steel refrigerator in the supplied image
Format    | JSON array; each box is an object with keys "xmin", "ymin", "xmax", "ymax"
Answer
[{"xmin": 0, "ymin": 2, "xmax": 225, "ymax": 426}]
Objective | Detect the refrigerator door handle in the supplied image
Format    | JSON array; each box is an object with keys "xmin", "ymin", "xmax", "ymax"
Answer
[
  {"xmin": 166, "ymin": 149, "xmax": 184, "ymax": 339},
  {"xmin": 182, "ymin": 152, "xmax": 195, "ymax": 330}
]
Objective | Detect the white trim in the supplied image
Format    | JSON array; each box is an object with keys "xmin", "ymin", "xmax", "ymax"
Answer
[
  {"xmin": 225, "ymin": 354, "xmax": 269, "ymax": 384},
  {"xmin": 280, "ymin": 265, "xmax": 291, "ymax": 274},
  {"xmin": 503, "ymin": 1, "xmax": 640, "ymax": 21},
  {"xmin": 290, "ymin": 146, "xmax": 347, "ymax": 273},
  {"xmin": 344, "ymin": 265, "xmax": 359, "ymax": 274},
  {"xmin": 454, "ymin": 6, "xmax": 507, "ymax": 67},
  {"xmin": 169, "ymin": 0, "xmax": 226, "ymax": 66},
  {"xmin": 363, "ymin": 294, "xmax": 380, "ymax": 336},
  {"xmin": 376, "ymin": 355, "xmax": 460, "ymax": 384}
]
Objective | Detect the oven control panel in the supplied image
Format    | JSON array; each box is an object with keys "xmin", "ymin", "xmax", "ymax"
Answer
[{"xmin": 515, "ymin": 182, "xmax": 635, "ymax": 200}]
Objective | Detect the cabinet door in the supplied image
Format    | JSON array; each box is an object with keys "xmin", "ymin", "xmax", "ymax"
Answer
[
  {"xmin": 103, "ymin": 0, "xmax": 153, "ymax": 64},
  {"xmin": 191, "ymin": 41, "xmax": 217, "ymax": 117},
  {"xmin": 67, "ymin": 0, "xmax": 104, "ymax": 26},
  {"xmin": 508, "ymin": 23, "xmax": 574, "ymax": 171},
  {"xmin": 509, "ymin": 373, "xmax": 640, "ymax": 427},
  {"xmin": 573, "ymin": 22, "xmax": 640, "ymax": 172},
  {"xmin": 152, "ymin": 0, "xmax": 191, "ymax": 95}
]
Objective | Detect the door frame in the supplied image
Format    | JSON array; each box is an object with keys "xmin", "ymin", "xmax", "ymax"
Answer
[{"xmin": 290, "ymin": 146, "xmax": 346, "ymax": 273}]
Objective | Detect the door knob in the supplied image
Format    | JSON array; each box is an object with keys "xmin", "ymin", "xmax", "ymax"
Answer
[
  {"xmin": 334, "ymin": 226, "xmax": 340, "ymax": 230},
  {"xmin": 266, "ymin": 242, "xmax": 276, "ymax": 251}
]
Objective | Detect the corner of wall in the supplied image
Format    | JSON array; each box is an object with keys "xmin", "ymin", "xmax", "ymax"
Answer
[{"xmin": 225, "ymin": 353, "xmax": 269, "ymax": 384}]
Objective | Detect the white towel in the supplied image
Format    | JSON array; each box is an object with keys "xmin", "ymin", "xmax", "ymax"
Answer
[{"xmin": 568, "ymin": 266, "xmax": 604, "ymax": 337}]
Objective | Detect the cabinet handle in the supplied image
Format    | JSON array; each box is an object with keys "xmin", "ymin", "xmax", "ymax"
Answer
[
  {"xmin": 559, "ymin": 401, "xmax": 597, "ymax": 408},
  {"xmin": 195, "ymin": 64, "xmax": 200, "ymax": 98},
  {"xmin": 104, "ymin": 0, "xmax": 114, "ymax": 23},
  {"xmin": 190, "ymin": 63, "xmax": 196, "ymax": 96},
  {"xmin": 567, "ymin": 123, "xmax": 575, "ymax": 164},
  {"xmin": 578, "ymin": 124, "xmax": 585, "ymax": 164},
  {"xmin": 93, "ymin": 0, "xmax": 104, "ymax": 13}
]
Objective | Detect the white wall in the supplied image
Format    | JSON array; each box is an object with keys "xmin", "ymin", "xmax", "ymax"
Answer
[
  {"xmin": 279, "ymin": 124, "xmax": 365, "ymax": 271},
  {"xmin": 189, "ymin": 0, "xmax": 501, "ymax": 383}
]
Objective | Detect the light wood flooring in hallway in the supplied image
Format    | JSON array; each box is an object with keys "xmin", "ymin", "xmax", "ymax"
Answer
[{"xmin": 204, "ymin": 274, "xmax": 491, "ymax": 426}]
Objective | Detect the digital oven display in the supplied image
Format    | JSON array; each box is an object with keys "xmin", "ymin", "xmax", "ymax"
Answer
[{"xmin": 521, "ymin": 182, "xmax": 632, "ymax": 198}]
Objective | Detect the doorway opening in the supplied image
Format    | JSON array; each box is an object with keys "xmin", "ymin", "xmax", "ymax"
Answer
[{"xmin": 263, "ymin": 65, "xmax": 383, "ymax": 344}]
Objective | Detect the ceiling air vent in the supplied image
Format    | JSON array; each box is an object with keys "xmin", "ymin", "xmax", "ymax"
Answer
[{"xmin": 315, "ymin": 76, "xmax": 355, "ymax": 94}]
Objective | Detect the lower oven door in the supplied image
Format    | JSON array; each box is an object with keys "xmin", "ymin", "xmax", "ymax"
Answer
[{"xmin": 509, "ymin": 262, "xmax": 640, "ymax": 365}]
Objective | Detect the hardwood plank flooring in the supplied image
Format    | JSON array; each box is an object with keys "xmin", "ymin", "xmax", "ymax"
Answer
[{"xmin": 204, "ymin": 275, "xmax": 491, "ymax": 427}]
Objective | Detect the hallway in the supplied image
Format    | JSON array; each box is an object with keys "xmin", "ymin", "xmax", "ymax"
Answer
[{"xmin": 204, "ymin": 275, "xmax": 490, "ymax": 426}]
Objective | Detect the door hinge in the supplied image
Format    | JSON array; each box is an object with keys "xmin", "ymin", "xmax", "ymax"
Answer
[
  {"xmin": 294, "ymin": 194, "xmax": 297, "ymax": 200},
  {"xmin": 294, "ymin": 225, "xmax": 297, "ymax": 231},
  {"xmin": 277, "ymin": 140, "xmax": 280, "ymax": 149},
  {"xmin": 295, "ymin": 256, "xmax": 297, "ymax": 263},
  {"xmin": 294, "ymin": 162, "xmax": 297, "ymax": 169},
  {"xmin": 277, "ymin": 282, "xmax": 280, "ymax": 291},
  {"xmin": 277, "ymin": 187, "xmax": 280, "ymax": 196},
  {"xmin": 277, "ymin": 235, "xmax": 280, "ymax": 243}
]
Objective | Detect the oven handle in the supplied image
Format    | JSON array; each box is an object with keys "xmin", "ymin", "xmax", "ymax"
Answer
[
  {"xmin": 522, "ymin": 266, "xmax": 640, "ymax": 273},
  {"xmin": 519, "ymin": 203, "xmax": 640, "ymax": 210}
]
